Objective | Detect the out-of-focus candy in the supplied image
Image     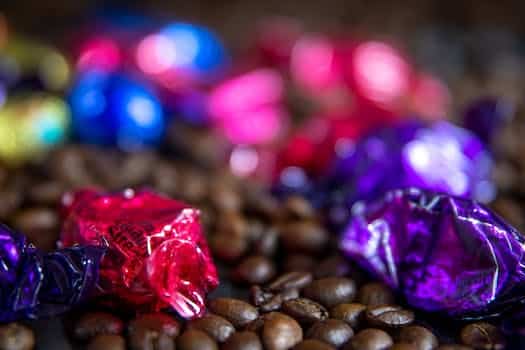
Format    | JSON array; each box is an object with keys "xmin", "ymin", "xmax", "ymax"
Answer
[
  {"xmin": 0, "ymin": 37, "xmax": 70, "ymax": 91},
  {"xmin": 341, "ymin": 188, "xmax": 525, "ymax": 317},
  {"xmin": 0, "ymin": 223, "xmax": 103, "ymax": 322},
  {"xmin": 76, "ymin": 36, "xmax": 123, "ymax": 73},
  {"xmin": 463, "ymin": 97, "xmax": 515, "ymax": 146},
  {"xmin": 0, "ymin": 94, "xmax": 69, "ymax": 165},
  {"xmin": 208, "ymin": 68, "xmax": 287, "ymax": 145},
  {"xmin": 60, "ymin": 189, "xmax": 219, "ymax": 319},
  {"xmin": 68, "ymin": 70, "xmax": 164, "ymax": 150},
  {"xmin": 323, "ymin": 121, "xmax": 494, "ymax": 227},
  {"xmin": 136, "ymin": 22, "xmax": 227, "ymax": 85}
]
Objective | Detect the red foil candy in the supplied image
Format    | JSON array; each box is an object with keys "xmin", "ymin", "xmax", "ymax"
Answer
[{"xmin": 60, "ymin": 189, "xmax": 219, "ymax": 319}]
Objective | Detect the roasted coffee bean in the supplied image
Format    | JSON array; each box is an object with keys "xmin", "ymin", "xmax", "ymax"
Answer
[
  {"xmin": 262, "ymin": 312, "xmax": 303, "ymax": 350},
  {"xmin": 13, "ymin": 208, "xmax": 59, "ymax": 251},
  {"xmin": 222, "ymin": 331, "xmax": 263, "ymax": 350},
  {"xmin": 306, "ymin": 319, "xmax": 354, "ymax": 348},
  {"xmin": 128, "ymin": 313, "xmax": 180, "ymax": 350},
  {"xmin": 216, "ymin": 211, "xmax": 248, "ymax": 238},
  {"xmin": 282, "ymin": 298, "xmax": 329, "ymax": 324},
  {"xmin": 293, "ymin": 339, "xmax": 336, "ymax": 350},
  {"xmin": 283, "ymin": 255, "xmax": 316, "ymax": 273},
  {"xmin": 357, "ymin": 283, "xmax": 395, "ymax": 306},
  {"xmin": 177, "ymin": 329, "xmax": 218, "ymax": 350},
  {"xmin": 208, "ymin": 298, "xmax": 259, "ymax": 328},
  {"xmin": 390, "ymin": 344, "xmax": 418, "ymax": 350},
  {"xmin": 210, "ymin": 233, "xmax": 248, "ymax": 262},
  {"xmin": 281, "ymin": 288, "xmax": 300, "ymax": 301},
  {"xmin": 267, "ymin": 272, "xmax": 313, "ymax": 292},
  {"xmin": 253, "ymin": 228, "xmax": 278, "ymax": 256},
  {"xmin": 0, "ymin": 323, "xmax": 35, "ymax": 350},
  {"xmin": 0, "ymin": 188, "xmax": 22, "ymax": 220},
  {"xmin": 344, "ymin": 328, "xmax": 393, "ymax": 350},
  {"xmin": 437, "ymin": 345, "xmax": 473, "ymax": 350},
  {"xmin": 250, "ymin": 286, "xmax": 274, "ymax": 306},
  {"xmin": 460, "ymin": 322, "xmax": 505, "ymax": 350},
  {"xmin": 303, "ymin": 277, "xmax": 356, "ymax": 308},
  {"xmin": 280, "ymin": 222, "xmax": 328, "ymax": 254},
  {"xmin": 115, "ymin": 151, "xmax": 156, "ymax": 186},
  {"xmin": 209, "ymin": 184, "xmax": 242, "ymax": 213},
  {"xmin": 73, "ymin": 312, "xmax": 123, "ymax": 341},
  {"xmin": 330, "ymin": 303, "xmax": 366, "ymax": 328},
  {"xmin": 152, "ymin": 161, "xmax": 179, "ymax": 196},
  {"xmin": 365, "ymin": 305, "xmax": 414, "ymax": 328},
  {"xmin": 28, "ymin": 181, "xmax": 66, "ymax": 205},
  {"xmin": 233, "ymin": 256, "xmax": 276, "ymax": 284},
  {"xmin": 398, "ymin": 326, "xmax": 438, "ymax": 350},
  {"xmin": 283, "ymin": 195, "xmax": 315, "ymax": 220},
  {"xmin": 187, "ymin": 313, "xmax": 235, "ymax": 343},
  {"xmin": 87, "ymin": 335, "xmax": 125, "ymax": 350},
  {"xmin": 313, "ymin": 256, "xmax": 352, "ymax": 279}
]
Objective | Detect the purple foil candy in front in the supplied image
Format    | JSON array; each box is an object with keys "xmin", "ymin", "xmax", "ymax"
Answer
[
  {"xmin": 341, "ymin": 188, "xmax": 525, "ymax": 317},
  {"xmin": 0, "ymin": 224, "xmax": 103, "ymax": 321},
  {"xmin": 325, "ymin": 121, "xmax": 494, "ymax": 228}
]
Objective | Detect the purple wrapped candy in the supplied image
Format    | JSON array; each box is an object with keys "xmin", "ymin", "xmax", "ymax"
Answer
[
  {"xmin": 463, "ymin": 97, "xmax": 514, "ymax": 146},
  {"xmin": 341, "ymin": 188, "xmax": 525, "ymax": 318},
  {"xmin": 0, "ymin": 224, "xmax": 103, "ymax": 321},
  {"xmin": 324, "ymin": 121, "xmax": 494, "ymax": 227}
]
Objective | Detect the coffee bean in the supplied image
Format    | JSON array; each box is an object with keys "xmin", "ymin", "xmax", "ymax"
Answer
[
  {"xmin": 306, "ymin": 319, "xmax": 354, "ymax": 348},
  {"xmin": 0, "ymin": 323, "xmax": 35, "ymax": 350},
  {"xmin": 253, "ymin": 228, "xmax": 278, "ymax": 256},
  {"xmin": 280, "ymin": 222, "xmax": 328, "ymax": 254},
  {"xmin": 187, "ymin": 313, "xmax": 235, "ymax": 343},
  {"xmin": 177, "ymin": 329, "xmax": 218, "ymax": 350},
  {"xmin": 222, "ymin": 331, "xmax": 263, "ymax": 350},
  {"xmin": 293, "ymin": 339, "xmax": 336, "ymax": 350},
  {"xmin": 73, "ymin": 312, "xmax": 123, "ymax": 341},
  {"xmin": 283, "ymin": 196, "xmax": 315, "ymax": 220},
  {"xmin": 233, "ymin": 256, "xmax": 276, "ymax": 284},
  {"xmin": 390, "ymin": 344, "xmax": 418, "ymax": 350},
  {"xmin": 210, "ymin": 233, "xmax": 248, "ymax": 262},
  {"xmin": 282, "ymin": 298, "xmax": 329, "ymax": 324},
  {"xmin": 208, "ymin": 298, "xmax": 259, "ymax": 328},
  {"xmin": 313, "ymin": 256, "xmax": 352, "ymax": 279},
  {"xmin": 398, "ymin": 326, "xmax": 438, "ymax": 350},
  {"xmin": 12, "ymin": 208, "xmax": 59, "ymax": 251},
  {"xmin": 437, "ymin": 345, "xmax": 473, "ymax": 350},
  {"xmin": 0, "ymin": 188, "xmax": 22, "ymax": 220},
  {"xmin": 28, "ymin": 181, "xmax": 66, "ymax": 205},
  {"xmin": 365, "ymin": 305, "xmax": 414, "ymax": 328},
  {"xmin": 262, "ymin": 312, "xmax": 303, "ymax": 350},
  {"xmin": 460, "ymin": 322, "xmax": 505, "ymax": 350},
  {"xmin": 357, "ymin": 283, "xmax": 395, "ymax": 306},
  {"xmin": 267, "ymin": 272, "xmax": 313, "ymax": 292},
  {"xmin": 152, "ymin": 161, "xmax": 179, "ymax": 196},
  {"xmin": 209, "ymin": 184, "xmax": 242, "ymax": 213},
  {"xmin": 283, "ymin": 255, "xmax": 316, "ymax": 273},
  {"xmin": 330, "ymin": 303, "xmax": 366, "ymax": 328},
  {"xmin": 128, "ymin": 313, "xmax": 180, "ymax": 350},
  {"xmin": 87, "ymin": 335, "xmax": 125, "ymax": 350},
  {"xmin": 303, "ymin": 277, "xmax": 356, "ymax": 308},
  {"xmin": 344, "ymin": 328, "xmax": 393, "ymax": 350}
]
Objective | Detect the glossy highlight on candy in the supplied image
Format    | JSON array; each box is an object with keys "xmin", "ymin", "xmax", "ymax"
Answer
[
  {"xmin": 60, "ymin": 188, "xmax": 219, "ymax": 319},
  {"xmin": 341, "ymin": 188, "xmax": 525, "ymax": 318}
]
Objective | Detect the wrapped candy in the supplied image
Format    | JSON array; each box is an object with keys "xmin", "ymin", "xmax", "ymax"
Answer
[
  {"xmin": 322, "ymin": 120, "xmax": 494, "ymax": 227},
  {"xmin": 0, "ymin": 223, "xmax": 103, "ymax": 322},
  {"xmin": 341, "ymin": 188, "xmax": 525, "ymax": 318},
  {"xmin": 60, "ymin": 188, "xmax": 219, "ymax": 319}
]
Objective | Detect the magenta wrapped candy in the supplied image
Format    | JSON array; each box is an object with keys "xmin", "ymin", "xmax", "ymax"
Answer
[
  {"xmin": 0, "ymin": 224, "xmax": 103, "ymax": 321},
  {"xmin": 341, "ymin": 188, "xmax": 525, "ymax": 317}
]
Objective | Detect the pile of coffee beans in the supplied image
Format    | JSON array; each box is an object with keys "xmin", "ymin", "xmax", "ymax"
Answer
[{"xmin": 0, "ymin": 143, "xmax": 513, "ymax": 349}]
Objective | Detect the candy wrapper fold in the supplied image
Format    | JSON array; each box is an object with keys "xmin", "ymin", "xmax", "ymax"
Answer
[
  {"xmin": 341, "ymin": 188, "xmax": 525, "ymax": 318},
  {"xmin": 0, "ymin": 224, "xmax": 103, "ymax": 322}
]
